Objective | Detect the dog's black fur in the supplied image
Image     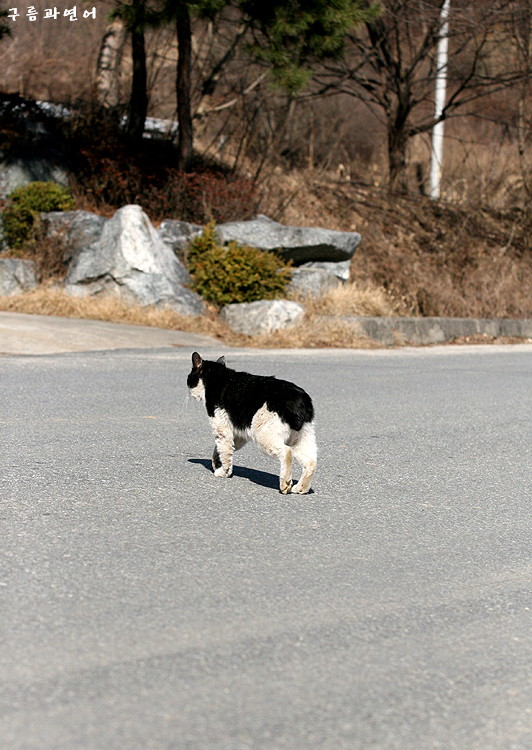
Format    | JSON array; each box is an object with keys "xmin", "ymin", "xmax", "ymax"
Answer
[
  {"xmin": 187, "ymin": 352, "xmax": 317, "ymax": 494},
  {"xmin": 187, "ymin": 353, "xmax": 314, "ymax": 432}
]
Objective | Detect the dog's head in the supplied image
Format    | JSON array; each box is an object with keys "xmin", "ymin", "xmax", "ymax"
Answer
[{"xmin": 187, "ymin": 352, "xmax": 226, "ymax": 401}]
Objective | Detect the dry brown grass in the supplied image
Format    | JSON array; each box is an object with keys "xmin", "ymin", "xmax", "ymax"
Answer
[
  {"xmin": 2, "ymin": 274, "xmax": 529, "ymax": 350},
  {"xmin": 408, "ymin": 117, "xmax": 531, "ymax": 211},
  {"xmin": 0, "ymin": 282, "xmax": 380, "ymax": 349},
  {"xmin": 350, "ymin": 200, "xmax": 532, "ymax": 319},
  {"xmin": 271, "ymin": 177, "xmax": 532, "ymax": 320},
  {"xmin": 296, "ymin": 281, "xmax": 403, "ymax": 317},
  {"xmin": 0, "ymin": 282, "xmax": 230, "ymax": 337},
  {"xmin": 250, "ymin": 315, "xmax": 374, "ymax": 349}
]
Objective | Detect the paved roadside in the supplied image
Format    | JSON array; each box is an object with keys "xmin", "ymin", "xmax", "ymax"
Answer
[
  {"xmin": 1, "ymin": 311, "xmax": 532, "ymax": 355},
  {"xmin": 2, "ymin": 346, "xmax": 531, "ymax": 750},
  {"xmin": 0, "ymin": 311, "xmax": 225, "ymax": 355}
]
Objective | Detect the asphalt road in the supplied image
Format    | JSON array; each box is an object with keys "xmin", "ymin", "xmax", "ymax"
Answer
[{"xmin": 1, "ymin": 345, "xmax": 531, "ymax": 750}]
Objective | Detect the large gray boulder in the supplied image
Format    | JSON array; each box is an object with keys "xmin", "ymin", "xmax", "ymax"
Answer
[
  {"xmin": 64, "ymin": 205, "xmax": 203, "ymax": 316},
  {"xmin": 0, "ymin": 258, "xmax": 39, "ymax": 295},
  {"xmin": 220, "ymin": 299, "xmax": 305, "ymax": 336},
  {"xmin": 158, "ymin": 220, "xmax": 203, "ymax": 257},
  {"xmin": 300, "ymin": 259, "xmax": 352, "ymax": 281},
  {"xmin": 42, "ymin": 210, "xmax": 108, "ymax": 263},
  {"xmin": 0, "ymin": 160, "xmax": 69, "ymax": 200},
  {"xmin": 288, "ymin": 267, "xmax": 342, "ymax": 298},
  {"xmin": 216, "ymin": 214, "xmax": 361, "ymax": 264}
]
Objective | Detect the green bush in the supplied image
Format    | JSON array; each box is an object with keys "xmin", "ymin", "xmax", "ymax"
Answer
[
  {"xmin": 188, "ymin": 222, "xmax": 292, "ymax": 307},
  {"xmin": 2, "ymin": 181, "xmax": 75, "ymax": 248}
]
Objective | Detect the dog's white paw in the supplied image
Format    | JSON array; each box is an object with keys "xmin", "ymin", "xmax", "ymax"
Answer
[
  {"xmin": 280, "ymin": 479, "xmax": 293, "ymax": 495},
  {"xmin": 214, "ymin": 466, "xmax": 231, "ymax": 478}
]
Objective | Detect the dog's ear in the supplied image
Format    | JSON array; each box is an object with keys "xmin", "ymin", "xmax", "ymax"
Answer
[
  {"xmin": 192, "ymin": 352, "xmax": 202, "ymax": 370},
  {"xmin": 217, "ymin": 356, "xmax": 226, "ymax": 366}
]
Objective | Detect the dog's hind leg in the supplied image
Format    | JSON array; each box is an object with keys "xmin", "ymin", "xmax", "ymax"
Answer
[
  {"xmin": 291, "ymin": 422, "xmax": 317, "ymax": 494},
  {"xmin": 251, "ymin": 407, "xmax": 293, "ymax": 494}
]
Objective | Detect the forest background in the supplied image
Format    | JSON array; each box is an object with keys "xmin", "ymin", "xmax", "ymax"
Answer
[{"xmin": 0, "ymin": 0, "xmax": 530, "ymax": 325}]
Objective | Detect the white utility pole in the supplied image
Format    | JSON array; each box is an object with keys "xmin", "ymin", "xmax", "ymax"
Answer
[{"xmin": 430, "ymin": 0, "xmax": 451, "ymax": 200}]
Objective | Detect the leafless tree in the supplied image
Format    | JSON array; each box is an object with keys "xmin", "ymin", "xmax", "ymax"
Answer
[
  {"xmin": 311, "ymin": 0, "xmax": 529, "ymax": 192},
  {"xmin": 510, "ymin": 0, "xmax": 532, "ymax": 204}
]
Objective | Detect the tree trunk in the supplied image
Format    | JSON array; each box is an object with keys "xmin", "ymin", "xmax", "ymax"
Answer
[
  {"xmin": 387, "ymin": 120, "xmax": 409, "ymax": 193},
  {"xmin": 95, "ymin": 18, "xmax": 126, "ymax": 109},
  {"xmin": 516, "ymin": 1, "xmax": 531, "ymax": 205},
  {"xmin": 127, "ymin": 2, "xmax": 148, "ymax": 144},
  {"xmin": 176, "ymin": 4, "xmax": 193, "ymax": 170}
]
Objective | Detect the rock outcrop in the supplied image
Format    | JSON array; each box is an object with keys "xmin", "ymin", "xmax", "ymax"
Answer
[
  {"xmin": 64, "ymin": 205, "xmax": 203, "ymax": 316},
  {"xmin": 42, "ymin": 210, "xmax": 107, "ymax": 263},
  {"xmin": 220, "ymin": 299, "xmax": 305, "ymax": 336},
  {"xmin": 288, "ymin": 267, "xmax": 342, "ymax": 298},
  {"xmin": 216, "ymin": 214, "xmax": 361, "ymax": 264},
  {"xmin": 2, "ymin": 195, "xmax": 363, "ymax": 316},
  {"xmin": 300, "ymin": 259, "xmax": 352, "ymax": 281},
  {"xmin": 158, "ymin": 220, "xmax": 203, "ymax": 257},
  {"xmin": 0, "ymin": 258, "xmax": 39, "ymax": 295}
]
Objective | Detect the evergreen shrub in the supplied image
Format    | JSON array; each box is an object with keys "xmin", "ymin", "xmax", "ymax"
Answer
[
  {"xmin": 187, "ymin": 222, "xmax": 292, "ymax": 307},
  {"xmin": 2, "ymin": 181, "xmax": 75, "ymax": 248}
]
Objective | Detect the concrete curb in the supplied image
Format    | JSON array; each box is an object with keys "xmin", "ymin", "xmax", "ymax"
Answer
[
  {"xmin": 1, "ymin": 311, "xmax": 531, "ymax": 355},
  {"xmin": 322, "ymin": 315, "xmax": 532, "ymax": 346}
]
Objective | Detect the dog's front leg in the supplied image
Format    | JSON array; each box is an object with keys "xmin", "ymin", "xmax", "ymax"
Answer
[
  {"xmin": 212, "ymin": 435, "xmax": 234, "ymax": 477},
  {"xmin": 210, "ymin": 412, "xmax": 234, "ymax": 477}
]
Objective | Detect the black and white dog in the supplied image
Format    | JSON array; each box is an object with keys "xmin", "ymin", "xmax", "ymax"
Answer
[{"xmin": 187, "ymin": 352, "xmax": 317, "ymax": 494}]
